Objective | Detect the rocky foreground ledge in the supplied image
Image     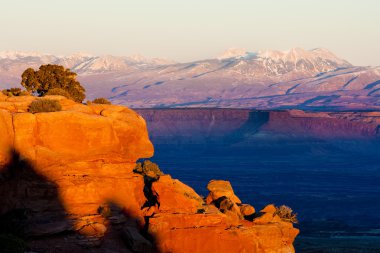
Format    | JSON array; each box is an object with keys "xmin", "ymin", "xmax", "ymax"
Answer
[{"xmin": 0, "ymin": 94, "xmax": 299, "ymax": 253}]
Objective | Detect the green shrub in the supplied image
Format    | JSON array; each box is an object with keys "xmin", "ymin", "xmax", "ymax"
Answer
[
  {"xmin": 275, "ymin": 205, "xmax": 298, "ymax": 223},
  {"xmin": 44, "ymin": 88, "xmax": 72, "ymax": 99},
  {"xmin": 0, "ymin": 234, "xmax": 26, "ymax": 253},
  {"xmin": 2, "ymin": 88, "xmax": 29, "ymax": 97},
  {"xmin": 92, "ymin": 97, "xmax": 111, "ymax": 105},
  {"xmin": 2, "ymin": 90, "xmax": 13, "ymax": 96},
  {"xmin": 21, "ymin": 64, "xmax": 86, "ymax": 102},
  {"xmin": 29, "ymin": 99, "xmax": 62, "ymax": 113}
]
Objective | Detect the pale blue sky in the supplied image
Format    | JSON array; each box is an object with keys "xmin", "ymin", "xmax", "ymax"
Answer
[{"xmin": 0, "ymin": 0, "xmax": 379, "ymax": 65}]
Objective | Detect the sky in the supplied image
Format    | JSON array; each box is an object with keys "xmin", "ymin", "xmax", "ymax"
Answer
[{"xmin": 0, "ymin": 0, "xmax": 379, "ymax": 66}]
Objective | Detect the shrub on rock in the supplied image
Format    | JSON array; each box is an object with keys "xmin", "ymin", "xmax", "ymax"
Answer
[
  {"xmin": 21, "ymin": 64, "xmax": 86, "ymax": 102},
  {"xmin": 275, "ymin": 205, "xmax": 298, "ymax": 223},
  {"xmin": 92, "ymin": 97, "xmax": 111, "ymax": 105},
  {"xmin": 2, "ymin": 88, "xmax": 29, "ymax": 97},
  {"xmin": 28, "ymin": 99, "xmax": 62, "ymax": 113},
  {"xmin": 134, "ymin": 160, "xmax": 163, "ymax": 179}
]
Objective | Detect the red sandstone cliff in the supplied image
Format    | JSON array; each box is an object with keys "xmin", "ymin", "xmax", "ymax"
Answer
[{"xmin": 0, "ymin": 94, "xmax": 299, "ymax": 253}]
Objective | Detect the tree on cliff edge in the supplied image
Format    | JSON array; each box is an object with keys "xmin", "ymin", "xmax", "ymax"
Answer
[{"xmin": 21, "ymin": 64, "xmax": 86, "ymax": 102}]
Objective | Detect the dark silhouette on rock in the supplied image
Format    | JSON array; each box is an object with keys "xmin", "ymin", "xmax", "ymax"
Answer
[
  {"xmin": 0, "ymin": 150, "xmax": 159, "ymax": 253},
  {"xmin": 0, "ymin": 97, "xmax": 299, "ymax": 253}
]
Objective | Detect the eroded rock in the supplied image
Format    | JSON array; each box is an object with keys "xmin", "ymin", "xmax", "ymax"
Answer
[
  {"xmin": 152, "ymin": 175, "xmax": 204, "ymax": 213},
  {"xmin": 206, "ymin": 180, "xmax": 241, "ymax": 204},
  {"xmin": 0, "ymin": 96, "xmax": 299, "ymax": 253}
]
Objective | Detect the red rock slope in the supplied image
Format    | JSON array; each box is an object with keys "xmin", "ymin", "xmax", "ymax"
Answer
[{"xmin": 0, "ymin": 94, "xmax": 298, "ymax": 253}]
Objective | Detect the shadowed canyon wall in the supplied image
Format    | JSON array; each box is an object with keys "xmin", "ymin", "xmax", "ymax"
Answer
[
  {"xmin": 136, "ymin": 108, "xmax": 380, "ymax": 253},
  {"xmin": 136, "ymin": 108, "xmax": 380, "ymax": 144}
]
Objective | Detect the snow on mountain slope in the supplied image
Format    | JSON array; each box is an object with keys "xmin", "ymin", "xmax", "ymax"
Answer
[
  {"xmin": 71, "ymin": 55, "xmax": 132, "ymax": 73},
  {"xmin": 255, "ymin": 47, "xmax": 352, "ymax": 74},
  {"xmin": 217, "ymin": 48, "xmax": 249, "ymax": 59},
  {"xmin": 55, "ymin": 53, "xmax": 94, "ymax": 69},
  {"xmin": 0, "ymin": 48, "xmax": 379, "ymax": 110}
]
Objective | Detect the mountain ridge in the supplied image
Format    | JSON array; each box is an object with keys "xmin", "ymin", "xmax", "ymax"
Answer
[{"xmin": 0, "ymin": 48, "xmax": 379, "ymax": 110}]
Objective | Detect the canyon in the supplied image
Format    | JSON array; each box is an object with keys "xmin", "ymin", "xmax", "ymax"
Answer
[
  {"xmin": 0, "ymin": 94, "xmax": 299, "ymax": 253},
  {"xmin": 135, "ymin": 108, "xmax": 380, "ymax": 143},
  {"xmin": 136, "ymin": 108, "xmax": 380, "ymax": 252}
]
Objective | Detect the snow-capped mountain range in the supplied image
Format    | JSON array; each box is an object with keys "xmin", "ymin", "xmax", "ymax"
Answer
[{"xmin": 1, "ymin": 48, "xmax": 379, "ymax": 110}]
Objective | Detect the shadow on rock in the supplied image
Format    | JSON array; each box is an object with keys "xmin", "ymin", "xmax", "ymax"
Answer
[{"xmin": 0, "ymin": 150, "xmax": 160, "ymax": 253}]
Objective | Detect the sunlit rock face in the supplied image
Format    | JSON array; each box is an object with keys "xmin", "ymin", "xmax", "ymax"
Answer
[
  {"xmin": 0, "ymin": 96, "xmax": 153, "ymax": 235},
  {"xmin": 147, "ymin": 177, "xmax": 299, "ymax": 253},
  {"xmin": 0, "ymin": 96, "xmax": 298, "ymax": 253},
  {"xmin": 0, "ymin": 96, "xmax": 154, "ymax": 251}
]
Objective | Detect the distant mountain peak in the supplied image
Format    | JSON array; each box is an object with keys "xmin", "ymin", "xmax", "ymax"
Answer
[
  {"xmin": 217, "ymin": 48, "xmax": 249, "ymax": 60},
  {"xmin": 217, "ymin": 47, "xmax": 351, "ymax": 67},
  {"xmin": 257, "ymin": 47, "xmax": 349, "ymax": 63},
  {"xmin": 65, "ymin": 52, "xmax": 94, "ymax": 58},
  {"xmin": 214, "ymin": 47, "xmax": 352, "ymax": 76},
  {"xmin": 126, "ymin": 54, "xmax": 177, "ymax": 65},
  {"xmin": 127, "ymin": 54, "xmax": 148, "ymax": 62},
  {"xmin": 0, "ymin": 48, "xmax": 379, "ymax": 110}
]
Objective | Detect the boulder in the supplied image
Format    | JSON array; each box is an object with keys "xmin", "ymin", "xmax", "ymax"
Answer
[
  {"xmin": 253, "ymin": 204, "xmax": 282, "ymax": 224},
  {"xmin": 206, "ymin": 180, "xmax": 241, "ymax": 204},
  {"xmin": 240, "ymin": 204, "xmax": 255, "ymax": 217},
  {"xmin": 261, "ymin": 204, "xmax": 277, "ymax": 214},
  {"xmin": 152, "ymin": 175, "xmax": 204, "ymax": 213}
]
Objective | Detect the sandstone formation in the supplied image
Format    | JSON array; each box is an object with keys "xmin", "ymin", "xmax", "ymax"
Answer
[{"xmin": 0, "ymin": 95, "xmax": 299, "ymax": 252}]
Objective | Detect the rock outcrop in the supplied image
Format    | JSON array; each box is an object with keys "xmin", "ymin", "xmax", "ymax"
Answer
[{"xmin": 0, "ymin": 95, "xmax": 298, "ymax": 252}]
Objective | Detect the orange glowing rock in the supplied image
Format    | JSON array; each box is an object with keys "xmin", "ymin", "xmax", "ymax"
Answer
[
  {"xmin": 240, "ymin": 204, "xmax": 255, "ymax": 216},
  {"xmin": 205, "ymin": 179, "xmax": 242, "ymax": 204},
  {"xmin": 0, "ymin": 95, "xmax": 299, "ymax": 253},
  {"xmin": 0, "ymin": 110, "xmax": 13, "ymax": 166},
  {"xmin": 152, "ymin": 174, "xmax": 204, "ymax": 213}
]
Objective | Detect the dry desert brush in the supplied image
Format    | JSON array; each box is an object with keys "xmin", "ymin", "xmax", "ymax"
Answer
[
  {"xmin": 92, "ymin": 97, "xmax": 111, "ymax": 105},
  {"xmin": 275, "ymin": 205, "xmax": 298, "ymax": 223},
  {"xmin": 28, "ymin": 99, "xmax": 62, "ymax": 113},
  {"xmin": 2, "ymin": 88, "xmax": 29, "ymax": 97},
  {"xmin": 134, "ymin": 160, "xmax": 163, "ymax": 179}
]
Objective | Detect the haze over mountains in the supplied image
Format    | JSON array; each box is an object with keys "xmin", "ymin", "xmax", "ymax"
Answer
[{"xmin": 1, "ymin": 48, "xmax": 380, "ymax": 110}]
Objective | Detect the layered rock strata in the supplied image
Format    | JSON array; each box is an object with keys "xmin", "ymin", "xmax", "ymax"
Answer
[{"xmin": 0, "ymin": 94, "xmax": 298, "ymax": 252}]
